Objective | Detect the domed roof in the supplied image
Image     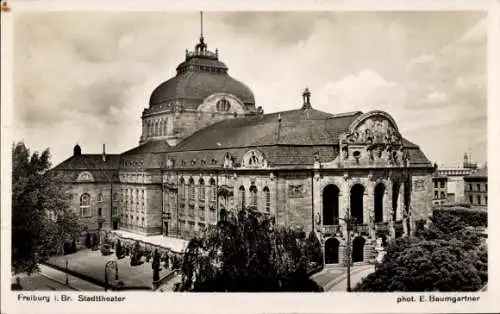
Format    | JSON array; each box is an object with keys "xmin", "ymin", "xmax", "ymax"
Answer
[{"xmin": 149, "ymin": 37, "xmax": 255, "ymax": 109}]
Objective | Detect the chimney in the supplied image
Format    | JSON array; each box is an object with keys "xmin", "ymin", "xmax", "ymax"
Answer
[{"xmin": 102, "ymin": 143, "xmax": 106, "ymax": 162}]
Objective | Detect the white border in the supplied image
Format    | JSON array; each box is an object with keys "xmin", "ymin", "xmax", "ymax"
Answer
[{"xmin": 2, "ymin": 1, "xmax": 499, "ymax": 313}]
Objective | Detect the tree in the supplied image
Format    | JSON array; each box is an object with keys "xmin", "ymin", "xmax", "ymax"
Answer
[
  {"xmin": 179, "ymin": 208, "xmax": 322, "ymax": 292},
  {"xmin": 115, "ymin": 240, "xmax": 123, "ymax": 259},
  {"xmin": 152, "ymin": 249, "xmax": 161, "ymax": 282},
  {"xmin": 355, "ymin": 210, "xmax": 487, "ymax": 292},
  {"xmin": 12, "ymin": 142, "xmax": 81, "ymax": 274}
]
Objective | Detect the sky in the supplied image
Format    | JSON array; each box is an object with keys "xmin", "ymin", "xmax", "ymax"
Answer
[{"xmin": 12, "ymin": 11, "xmax": 487, "ymax": 167}]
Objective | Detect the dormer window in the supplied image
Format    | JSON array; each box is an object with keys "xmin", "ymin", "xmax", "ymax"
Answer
[{"xmin": 216, "ymin": 98, "xmax": 231, "ymax": 112}]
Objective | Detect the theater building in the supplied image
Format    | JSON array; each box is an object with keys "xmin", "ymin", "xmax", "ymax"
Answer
[{"xmin": 53, "ymin": 33, "xmax": 435, "ymax": 265}]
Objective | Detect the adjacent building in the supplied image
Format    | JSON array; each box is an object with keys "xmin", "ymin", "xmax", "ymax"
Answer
[
  {"xmin": 464, "ymin": 166, "xmax": 488, "ymax": 209},
  {"xmin": 53, "ymin": 31, "xmax": 435, "ymax": 265}
]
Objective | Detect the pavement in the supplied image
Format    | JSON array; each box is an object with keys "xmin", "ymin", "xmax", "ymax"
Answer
[
  {"xmin": 11, "ymin": 265, "xmax": 103, "ymax": 291},
  {"xmin": 47, "ymin": 249, "xmax": 168, "ymax": 288},
  {"xmin": 310, "ymin": 264, "xmax": 375, "ymax": 292}
]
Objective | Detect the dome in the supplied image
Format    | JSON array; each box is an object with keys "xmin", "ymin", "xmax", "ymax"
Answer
[{"xmin": 149, "ymin": 37, "xmax": 255, "ymax": 109}]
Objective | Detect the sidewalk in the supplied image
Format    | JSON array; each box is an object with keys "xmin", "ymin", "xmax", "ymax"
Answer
[
  {"xmin": 111, "ymin": 230, "xmax": 189, "ymax": 253},
  {"xmin": 310, "ymin": 264, "xmax": 375, "ymax": 292},
  {"xmin": 39, "ymin": 264, "xmax": 104, "ymax": 291}
]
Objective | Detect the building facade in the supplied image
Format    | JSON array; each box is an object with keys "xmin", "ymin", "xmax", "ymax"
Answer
[
  {"xmin": 437, "ymin": 153, "xmax": 478, "ymax": 204},
  {"xmin": 464, "ymin": 167, "xmax": 488, "ymax": 209},
  {"xmin": 432, "ymin": 174, "xmax": 448, "ymax": 206},
  {"xmin": 53, "ymin": 34, "xmax": 435, "ymax": 265}
]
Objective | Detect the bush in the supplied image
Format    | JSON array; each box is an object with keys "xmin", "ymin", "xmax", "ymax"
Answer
[
  {"xmin": 304, "ymin": 231, "xmax": 323, "ymax": 272},
  {"xmin": 101, "ymin": 244, "xmax": 112, "ymax": 256},
  {"xmin": 433, "ymin": 208, "xmax": 487, "ymax": 227}
]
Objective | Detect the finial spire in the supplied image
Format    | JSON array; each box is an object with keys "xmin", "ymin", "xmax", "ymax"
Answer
[
  {"xmin": 302, "ymin": 87, "xmax": 312, "ymax": 109},
  {"xmin": 200, "ymin": 11, "xmax": 204, "ymax": 40}
]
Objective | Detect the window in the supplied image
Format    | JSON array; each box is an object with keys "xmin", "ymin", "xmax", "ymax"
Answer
[
  {"xmin": 485, "ymin": 196, "xmax": 488, "ymax": 205},
  {"xmin": 199, "ymin": 179, "xmax": 205, "ymax": 201},
  {"xmin": 434, "ymin": 191, "xmax": 438, "ymax": 200},
  {"xmin": 434, "ymin": 181, "xmax": 438, "ymax": 189},
  {"xmin": 209, "ymin": 178, "xmax": 216, "ymax": 202},
  {"xmin": 469, "ymin": 195, "xmax": 473, "ymax": 204},
  {"xmin": 440, "ymin": 181, "xmax": 445, "ymax": 189},
  {"xmin": 113, "ymin": 207, "xmax": 117, "ymax": 216},
  {"xmin": 98, "ymin": 193, "xmax": 103, "ymax": 202},
  {"xmin": 477, "ymin": 195, "xmax": 481, "ymax": 205},
  {"xmin": 469, "ymin": 184, "xmax": 473, "ymax": 191},
  {"xmin": 239, "ymin": 186, "xmax": 246, "ymax": 210},
  {"xmin": 179, "ymin": 178, "xmax": 185, "ymax": 201},
  {"xmin": 476, "ymin": 184, "xmax": 481, "ymax": 192},
  {"xmin": 485, "ymin": 183, "xmax": 488, "ymax": 191},
  {"xmin": 188, "ymin": 178, "xmax": 195, "ymax": 201},
  {"xmin": 440, "ymin": 192, "xmax": 445, "ymax": 199},
  {"xmin": 80, "ymin": 194, "xmax": 91, "ymax": 217},
  {"xmin": 263, "ymin": 187, "xmax": 270, "ymax": 212},
  {"xmin": 249, "ymin": 186, "xmax": 257, "ymax": 207},
  {"xmin": 98, "ymin": 208, "xmax": 102, "ymax": 216},
  {"xmin": 98, "ymin": 222, "xmax": 103, "ymax": 229}
]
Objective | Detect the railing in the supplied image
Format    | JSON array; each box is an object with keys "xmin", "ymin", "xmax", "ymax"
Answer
[
  {"xmin": 322, "ymin": 225, "xmax": 342, "ymax": 235},
  {"xmin": 355, "ymin": 224, "xmax": 370, "ymax": 235},
  {"xmin": 186, "ymin": 50, "xmax": 217, "ymax": 59},
  {"xmin": 374, "ymin": 222, "xmax": 389, "ymax": 232}
]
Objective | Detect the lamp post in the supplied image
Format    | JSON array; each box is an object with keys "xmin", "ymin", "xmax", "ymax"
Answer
[
  {"xmin": 104, "ymin": 261, "xmax": 119, "ymax": 291},
  {"xmin": 337, "ymin": 210, "xmax": 357, "ymax": 292},
  {"xmin": 65, "ymin": 260, "xmax": 69, "ymax": 285}
]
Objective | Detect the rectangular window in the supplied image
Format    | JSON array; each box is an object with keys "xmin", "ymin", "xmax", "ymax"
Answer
[
  {"xmin": 80, "ymin": 207, "xmax": 91, "ymax": 217},
  {"xmin": 98, "ymin": 208, "xmax": 102, "ymax": 216},
  {"xmin": 434, "ymin": 181, "xmax": 438, "ymax": 188},
  {"xmin": 476, "ymin": 195, "xmax": 481, "ymax": 205},
  {"xmin": 476, "ymin": 184, "xmax": 481, "ymax": 192},
  {"xmin": 469, "ymin": 184, "xmax": 473, "ymax": 191},
  {"xmin": 434, "ymin": 191, "xmax": 438, "ymax": 200},
  {"xmin": 469, "ymin": 195, "xmax": 473, "ymax": 204},
  {"xmin": 440, "ymin": 181, "xmax": 445, "ymax": 188},
  {"xmin": 440, "ymin": 192, "xmax": 445, "ymax": 199},
  {"xmin": 485, "ymin": 196, "xmax": 488, "ymax": 205}
]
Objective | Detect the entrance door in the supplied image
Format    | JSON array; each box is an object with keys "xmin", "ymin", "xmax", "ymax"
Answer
[
  {"xmin": 163, "ymin": 222, "xmax": 168, "ymax": 236},
  {"xmin": 352, "ymin": 236, "xmax": 366, "ymax": 263},
  {"xmin": 112, "ymin": 220, "xmax": 118, "ymax": 230},
  {"xmin": 325, "ymin": 238, "xmax": 340, "ymax": 264}
]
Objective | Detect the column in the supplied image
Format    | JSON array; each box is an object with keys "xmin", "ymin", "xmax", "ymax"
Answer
[{"xmin": 397, "ymin": 182, "xmax": 405, "ymax": 221}]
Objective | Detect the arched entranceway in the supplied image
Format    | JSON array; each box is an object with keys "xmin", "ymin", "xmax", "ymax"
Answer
[
  {"xmin": 392, "ymin": 182, "xmax": 400, "ymax": 221},
  {"xmin": 374, "ymin": 183, "xmax": 385, "ymax": 223},
  {"xmin": 323, "ymin": 185, "xmax": 340, "ymax": 225},
  {"xmin": 324, "ymin": 238, "xmax": 340, "ymax": 264},
  {"xmin": 352, "ymin": 236, "xmax": 366, "ymax": 263},
  {"xmin": 350, "ymin": 184, "xmax": 364, "ymax": 224}
]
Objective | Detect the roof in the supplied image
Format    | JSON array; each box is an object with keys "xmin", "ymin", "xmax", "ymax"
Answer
[
  {"xmin": 465, "ymin": 167, "xmax": 488, "ymax": 179},
  {"xmin": 122, "ymin": 140, "xmax": 171, "ymax": 155},
  {"xmin": 53, "ymin": 154, "xmax": 120, "ymax": 171},
  {"xmin": 149, "ymin": 58, "xmax": 255, "ymax": 108},
  {"xmin": 173, "ymin": 109, "xmax": 362, "ymax": 151}
]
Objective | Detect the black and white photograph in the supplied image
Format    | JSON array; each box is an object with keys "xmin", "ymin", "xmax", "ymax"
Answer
[{"xmin": 1, "ymin": 2, "xmax": 498, "ymax": 314}]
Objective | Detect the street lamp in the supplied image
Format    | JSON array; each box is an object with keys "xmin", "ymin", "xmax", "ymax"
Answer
[
  {"xmin": 104, "ymin": 261, "xmax": 119, "ymax": 291},
  {"xmin": 337, "ymin": 210, "xmax": 357, "ymax": 292}
]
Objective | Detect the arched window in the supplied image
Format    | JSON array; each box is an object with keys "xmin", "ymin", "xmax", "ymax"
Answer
[
  {"xmin": 216, "ymin": 98, "xmax": 231, "ymax": 112},
  {"xmin": 97, "ymin": 192, "xmax": 103, "ymax": 202},
  {"xmin": 350, "ymin": 184, "xmax": 365, "ymax": 224},
  {"xmin": 179, "ymin": 178, "xmax": 185, "ymax": 201},
  {"xmin": 323, "ymin": 185, "xmax": 340, "ymax": 225},
  {"xmin": 263, "ymin": 187, "xmax": 271, "ymax": 212},
  {"xmin": 209, "ymin": 178, "xmax": 216, "ymax": 202},
  {"xmin": 239, "ymin": 186, "xmax": 246, "ymax": 210},
  {"xmin": 199, "ymin": 179, "xmax": 205, "ymax": 201},
  {"xmin": 374, "ymin": 183, "xmax": 385, "ymax": 223},
  {"xmin": 80, "ymin": 193, "xmax": 91, "ymax": 217},
  {"xmin": 249, "ymin": 185, "xmax": 257, "ymax": 207},
  {"xmin": 188, "ymin": 178, "xmax": 195, "ymax": 201}
]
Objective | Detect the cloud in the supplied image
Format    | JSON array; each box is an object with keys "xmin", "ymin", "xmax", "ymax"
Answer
[
  {"xmin": 426, "ymin": 91, "xmax": 447, "ymax": 104},
  {"xmin": 316, "ymin": 70, "xmax": 399, "ymax": 112}
]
